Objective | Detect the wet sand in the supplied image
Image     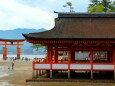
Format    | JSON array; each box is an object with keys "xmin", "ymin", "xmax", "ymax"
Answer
[{"xmin": 0, "ymin": 61, "xmax": 115, "ymax": 86}]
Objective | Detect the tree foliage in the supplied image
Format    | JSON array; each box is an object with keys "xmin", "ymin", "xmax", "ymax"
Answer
[
  {"xmin": 63, "ymin": 2, "xmax": 74, "ymax": 12},
  {"xmin": 88, "ymin": 0, "xmax": 115, "ymax": 12},
  {"xmin": 31, "ymin": 44, "xmax": 42, "ymax": 51}
]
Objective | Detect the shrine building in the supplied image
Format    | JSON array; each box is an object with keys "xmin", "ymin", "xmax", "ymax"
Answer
[{"xmin": 23, "ymin": 12, "xmax": 115, "ymax": 79}]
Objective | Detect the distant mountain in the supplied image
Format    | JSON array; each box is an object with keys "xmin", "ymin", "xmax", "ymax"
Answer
[
  {"xmin": 0, "ymin": 28, "xmax": 46, "ymax": 39},
  {"xmin": 0, "ymin": 28, "xmax": 46, "ymax": 54}
]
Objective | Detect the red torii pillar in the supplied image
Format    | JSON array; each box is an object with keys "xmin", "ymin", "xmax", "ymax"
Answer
[
  {"xmin": 3, "ymin": 47, "xmax": 7, "ymax": 60},
  {"xmin": 17, "ymin": 42, "xmax": 20, "ymax": 59},
  {"xmin": 17, "ymin": 47, "xmax": 20, "ymax": 59},
  {"xmin": 2, "ymin": 42, "xmax": 7, "ymax": 60}
]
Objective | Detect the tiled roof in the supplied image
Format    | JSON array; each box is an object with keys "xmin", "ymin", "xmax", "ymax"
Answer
[{"xmin": 23, "ymin": 12, "xmax": 115, "ymax": 40}]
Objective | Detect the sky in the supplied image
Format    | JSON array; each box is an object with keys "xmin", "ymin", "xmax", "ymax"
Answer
[{"xmin": 0, "ymin": 0, "xmax": 101, "ymax": 30}]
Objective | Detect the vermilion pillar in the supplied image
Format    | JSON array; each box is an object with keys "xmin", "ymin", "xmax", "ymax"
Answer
[
  {"xmin": 17, "ymin": 47, "xmax": 20, "ymax": 59},
  {"xmin": 68, "ymin": 49, "xmax": 75, "ymax": 79},
  {"xmin": 90, "ymin": 50, "xmax": 93, "ymax": 79},
  {"xmin": 68, "ymin": 49, "xmax": 72, "ymax": 79},
  {"xmin": 71, "ymin": 51, "xmax": 75, "ymax": 63},
  {"xmin": 112, "ymin": 50, "xmax": 115, "ymax": 64},
  {"xmin": 54, "ymin": 47, "xmax": 58, "ymax": 63},
  {"xmin": 112, "ymin": 50, "xmax": 115, "ymax": 79},
  {"xmin": 47, "ymin": 46, "xmax": 53, "ymax": 62},
  {"xmin": 46, "ymin": 46, "xmax": 53, "ymax": 78},
  {"xmin": 68, "ymin": 49, "xmax": 72, "ymax": 62},
  {"xmin": 68, "ymin": 50, "xmax": 75, "ymax": 62},
  {"xmin": 3, "ymin": 47, "xmax": 7, "ymax": 60}
]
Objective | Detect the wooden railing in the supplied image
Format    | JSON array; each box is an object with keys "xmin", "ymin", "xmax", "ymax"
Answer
[{"xmin": 32, "ymin": 60, "xmax": 115, "ymax": 71}]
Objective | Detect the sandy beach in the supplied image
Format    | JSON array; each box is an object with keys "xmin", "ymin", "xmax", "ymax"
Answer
[{"xmin": 0, "ymin": 61, "xmax": 115, "ymax": 86}]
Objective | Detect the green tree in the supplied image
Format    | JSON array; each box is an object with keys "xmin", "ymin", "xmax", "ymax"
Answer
[
  {"xmin": 63, "ymin": 2, "xmax": 74, "ymax": 12},
  {"xmin": 31, "ymin": 44, "xmax": 42, "ymax": 53},
  {"xmin": 88, "ymin": 0, "xmax": 115, "ymax": 12},
  {"xmin": 89, "ymin": 0, "xmax": 100, "ymax": 6}
]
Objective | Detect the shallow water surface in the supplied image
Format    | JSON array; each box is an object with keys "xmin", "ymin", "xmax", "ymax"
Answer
[{"xmin": 0, "ymin": 72, "xmax": 9, "ymax": 78}]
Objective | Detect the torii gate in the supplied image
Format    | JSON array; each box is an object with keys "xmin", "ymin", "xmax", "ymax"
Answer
[{"xmin": 0, "ymin": 39, "xmax": 25, "ymax": 60}]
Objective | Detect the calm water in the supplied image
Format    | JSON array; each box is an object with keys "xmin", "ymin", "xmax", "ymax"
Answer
[{"xmin": 0, "ymin": 54, "xmax": 46, "ymax": 60}]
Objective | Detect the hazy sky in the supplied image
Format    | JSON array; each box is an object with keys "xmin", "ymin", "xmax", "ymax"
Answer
[{"xmin": 0, "ymin": 0, "xmax": 112, "ymax": 30}]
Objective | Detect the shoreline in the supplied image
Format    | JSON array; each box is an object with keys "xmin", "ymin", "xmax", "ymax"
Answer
[
  {"xmin": 0, "ymin": 54, "xmax": 46, "ymax": 59},
  {"xmin": 0, "ymin": 61, "xmax": 115, "ymax": 86}
]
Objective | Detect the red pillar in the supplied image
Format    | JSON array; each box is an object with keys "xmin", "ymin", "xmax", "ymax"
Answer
[
  {"xmin": 17, "ymin": 47, "xmax": 20, "ymax": 59},
  {"xmin": 90, "ymin": 50, "xmax": 93, "ymax": 79},
  {"xmin": 46, "ymin": 47, "xmax": 49, "ymax": 62},
  {"xmin": 112, "ymin": 50, "xmax": 114, "ymax": 64},
  {"xmin": 90, "ymin": 51, "xmax": 93, "ymax": 67},
  {"xmin": 68, "ymin": 50, "xmax": 75, "ymax": 62},
  {"xmin": 47, "ymin": 46, "xmax": 53, "ymax": 62},
  {"xmin": 54, "ymin": 47, "xmax": 58, "ymax": 63},
  {"xmin": 47, "ymin": 46, "xmax": 53, "ymax": 78},
  {"xmin": 68, "ymin": 49, "xmax": 71, "ymax": 63},
  {"xmin": 71, "ymin": 51, "xmax": 75, "ymax": 63},
  {"xmin": 3, "ymin": 47, "xmax": 7, "ymax": 60},
  {"xmin": 107, "ymin": 51, "xmax": 111, "ymax": 62},
  {"xmin": 112, "ymin": 50, "xmax": 115, "ymax": 79},
  {"xmin": 68, "ymin": 48, "xmax": 75, "ymax": 79},
  {"xmin": 68, "ymin": 48, "xmax": 72, "ymax": 79}
]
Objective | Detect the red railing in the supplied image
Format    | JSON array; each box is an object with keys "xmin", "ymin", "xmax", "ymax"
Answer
[{"xmin": 32, "ymin": 59, "xmax": 115, "ymax": 71}]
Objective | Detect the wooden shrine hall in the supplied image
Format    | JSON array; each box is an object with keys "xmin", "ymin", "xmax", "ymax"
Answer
[
  {"xmin": 23, "ymin": 12, "xmax": 115, "ymax": 79},
  {"xmin": 0, "ymin": 38, "xmax": 25, "ymax": 60}
]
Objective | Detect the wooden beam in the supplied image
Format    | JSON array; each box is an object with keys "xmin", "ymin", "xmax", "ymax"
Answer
[
  {"xmin": 56, "ymin": 47, "xmax": 114, "ymax": 51},
  {"xmin": 0, "ymin": 44, "xmax": 23, "ymax": 46},
  {"xmin": 26, "ymin": 39, "xmax": 115, "ymax": 44}
]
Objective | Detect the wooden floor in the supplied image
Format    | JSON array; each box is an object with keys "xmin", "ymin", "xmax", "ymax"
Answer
[{"xmin": 26, "ymin": 79, "xmax": 115, "ymax": 83}]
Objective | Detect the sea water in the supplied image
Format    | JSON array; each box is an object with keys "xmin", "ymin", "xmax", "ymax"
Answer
[{"xmin": 0, "ymin": 54, "xmax": 46, "ymax": 60}]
